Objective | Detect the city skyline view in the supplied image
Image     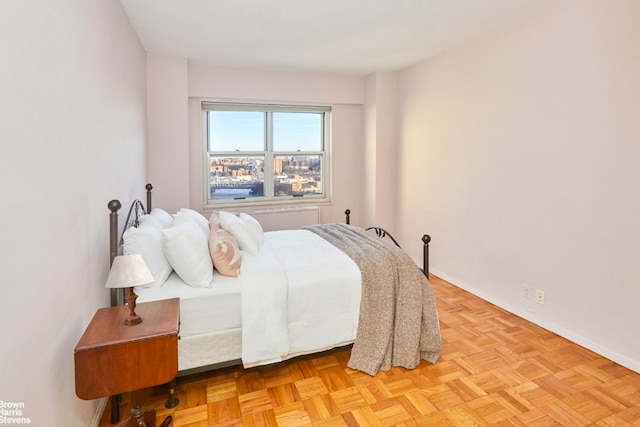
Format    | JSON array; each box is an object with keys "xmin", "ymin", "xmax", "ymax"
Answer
[{"xmin": 209, "ymin": 155, "xmax": 322, "ymax": 199}]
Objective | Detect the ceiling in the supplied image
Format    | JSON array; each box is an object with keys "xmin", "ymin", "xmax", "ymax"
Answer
[{"xmin": 119, "ymin": 0, "xmax": 550, "ymax": 75}]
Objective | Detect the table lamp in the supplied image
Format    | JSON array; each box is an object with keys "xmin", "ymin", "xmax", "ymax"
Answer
[{"xmin": 105, "ymin": 254, "xmax": 154, "ymax": 325}]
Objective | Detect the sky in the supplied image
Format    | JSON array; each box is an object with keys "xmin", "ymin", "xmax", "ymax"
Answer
[{"xmin": 208, "ymin": 111, "xmax": 322, "ymax": 152}]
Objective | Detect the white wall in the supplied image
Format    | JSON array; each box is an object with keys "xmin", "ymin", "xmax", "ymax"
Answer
[
  {"xmin": 147, "ymin": 55, "xmax": 190, "ymax": 213},
  {"xmin": 397, "ymin": 0, "xmax": 640, "ymax": 371},
  {"xmin": 0, "ymin": 0, "xmax": 147, "ymax": 425},
  {"xmin": 147, "ymin": 60, "xmax": 367, "ymax": 224},
  {"xmin": 364, "ymin": 72, "xmax": 398, "ymax": 229}
]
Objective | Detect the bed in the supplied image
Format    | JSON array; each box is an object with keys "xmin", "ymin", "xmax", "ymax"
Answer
[{"xmin": 107, "ymin": 184, "xmax": 441, "ymax": 379}]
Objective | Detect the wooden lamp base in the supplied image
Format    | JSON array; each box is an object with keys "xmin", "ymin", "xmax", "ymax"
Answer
[{"xmin": 124, "ymin": 287, "xmax": 142, "ymax": 325}]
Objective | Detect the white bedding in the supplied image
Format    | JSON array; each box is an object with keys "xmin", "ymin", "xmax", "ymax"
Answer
[
  {"xmin": 242, "ymin": 230, "xmax": 361, "ymax": 367},
  {"xmin": 136, "ymin": 229, "xmax": 361, "ymax": 370}
]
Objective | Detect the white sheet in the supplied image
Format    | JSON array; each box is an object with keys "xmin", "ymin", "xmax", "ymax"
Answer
[
  {"xmin": 241, "ymin": 230, "xmax": 361, "ymax": 367},
  {"xmin": 136, "ymin": 271, "xmax": 242, "ymax": 337}
]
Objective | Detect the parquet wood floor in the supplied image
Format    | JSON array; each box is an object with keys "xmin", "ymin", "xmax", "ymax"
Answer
[{"xmin": 99, "ymin": 276, "xmax": 640, "ymax": 426}]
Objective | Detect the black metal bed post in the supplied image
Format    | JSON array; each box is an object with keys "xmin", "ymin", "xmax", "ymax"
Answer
[
  {"xmin": 107, "ymin": 199, "xmax": 122, "ymax": 424},
  {"xmin": 143, "ymin": 184, "xmax": 177, "ymax": 410},
  {"xmin": 107, "ymin": 200, "xmax": 122, "ymax": 306},
  {"xmin": 422, "ymin": 234, "xmax": 431, "ymax": 278},
  {"xmin": 345, "ymin": 209, "xmax": 350, "ymax": 225},
  {"xmin": 146, "ymin": 183, "xmax": 153, "ymax": 212}
]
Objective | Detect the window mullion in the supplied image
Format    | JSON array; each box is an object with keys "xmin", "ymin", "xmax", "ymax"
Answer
[{"xmin": 264, "ymin": 112, "xmax": 274, "ymax": 198}]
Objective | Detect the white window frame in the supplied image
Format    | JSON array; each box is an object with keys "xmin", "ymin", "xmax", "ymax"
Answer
[{"xmin": 202, "ymin": 102, "xmax": 332, "ymax": 208}]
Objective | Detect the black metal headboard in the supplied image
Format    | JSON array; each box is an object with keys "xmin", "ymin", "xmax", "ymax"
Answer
[{"xmin": 107, "ymin": 186, "xmax": 431, "ymax": 308}]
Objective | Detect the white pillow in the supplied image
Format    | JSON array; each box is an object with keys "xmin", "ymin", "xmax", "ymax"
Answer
[
  {"xmin": 162, "ymin": 212, "xmax": 213, "ymax": 288},
  {"xmin": 219, "ymin": 211, "xmax": 260, "ymax": 255},
  {"xmin": 239, "ymin": 213, "xmax": 264, "ymax": 244},
  {"xmin": 149, "ymin": 208, "xmax": 174, "ymax": 229},
  {"xmin": 179, "ymin": 208, "xmax": 210, "ymax": 237},
  {"xmin": 122, "ymin": 215, "xmax": 172, "ymax": 288}
]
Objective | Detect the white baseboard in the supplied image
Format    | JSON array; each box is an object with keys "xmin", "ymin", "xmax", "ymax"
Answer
[
  {"xmin": 431, "ymin": 268, "xmax": 640, "ymax": 374},
  {"xmin": 90, "ymin": 397, "xmax": 108, "ymax": 427}
]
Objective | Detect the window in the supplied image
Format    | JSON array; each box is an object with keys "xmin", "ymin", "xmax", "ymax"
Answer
[{"xmin": 203, "ymin": 102, "xmax": 331, "ymax": 206}]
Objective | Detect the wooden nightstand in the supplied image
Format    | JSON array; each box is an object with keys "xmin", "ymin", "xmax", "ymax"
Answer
[{"xmin": 75, "ymin": 298, "xmax": 180, "ymax": 426}]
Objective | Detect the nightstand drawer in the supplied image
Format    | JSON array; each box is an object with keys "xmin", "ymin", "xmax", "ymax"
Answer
[{"xmin": 74, "ymin": 298, "xmax": 179, "ymax": 400}]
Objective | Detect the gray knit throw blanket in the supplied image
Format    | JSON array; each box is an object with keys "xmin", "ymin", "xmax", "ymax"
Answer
[{"xmin": 304, "ymin": 223, "xmax": 441, "ymax": 375}]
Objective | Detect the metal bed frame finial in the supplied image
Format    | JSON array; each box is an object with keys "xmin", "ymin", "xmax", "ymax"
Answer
[
  {"xmin": 422, "ymin": 234, "xmax": 431, "ymax": 279},
  {"xmin": 145, "ymin": 183, "xmax": 153, "ymax": 211}
]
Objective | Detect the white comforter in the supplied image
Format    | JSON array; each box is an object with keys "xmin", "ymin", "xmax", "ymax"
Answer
[{"xmin": 241, "ymin": 229, "xmax": 362, "ymax": 367}]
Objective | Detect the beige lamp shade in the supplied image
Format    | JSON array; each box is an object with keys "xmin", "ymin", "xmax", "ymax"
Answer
[{"xmin": 105, "ymin": 254, "xmax": 154, "ymax": 289}]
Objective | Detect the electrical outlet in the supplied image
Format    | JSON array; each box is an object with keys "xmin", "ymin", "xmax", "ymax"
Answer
[
  {"xmin": 522, "ymin": 285, "xmax": 533, "ymax": 300},
  {"xmin": 535, "ymin": 289, "xmax": 545, "ymax": 305}
]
